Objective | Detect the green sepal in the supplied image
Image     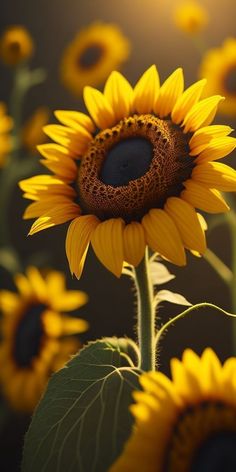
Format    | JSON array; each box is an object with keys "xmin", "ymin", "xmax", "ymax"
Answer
[{"xmin": 22, "ymin": 338, "xmax": 142, "ymax": 472}]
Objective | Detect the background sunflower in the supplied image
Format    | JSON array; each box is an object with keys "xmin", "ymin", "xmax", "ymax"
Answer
[
  {"xmin": 60, "ymin": 22, "xmax": 130, "ymax": 97},
  {"xmin": 0, "ymin": 266, "xmax": 88, "ymax": 412},
  {"xmin": 200, "ymin": 38, "xmax": 236, "ymax": 116}
]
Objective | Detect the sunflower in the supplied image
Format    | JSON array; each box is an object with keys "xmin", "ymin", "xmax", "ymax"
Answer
[
  {"xmin": 200, "ymin": 38, "xmax": 236, "ymax": 116},
  {"xmin": 0, "ymin": 102, "xmax": 13, "ymax": 166},
  {"xmin": 60, "ymin": 22, "xmax": 130, "ymax": 96},
  {"xmin": 110, "ymin": 349, "xmax": 236, "ymax": 472},
  {"xmin": 0, "ymin": 25, "xmax": 34, "ymax": 66},
  {"xmin": 0, "ymin": 266, "xmax": 88, "ymax": 412},
  {"xmin": 173, "ymin": 1, "xmax": 208, "ymax": 35},
  {"xmin": 19, "ymin": 65, "xmax": 236, "ymax": 278}
]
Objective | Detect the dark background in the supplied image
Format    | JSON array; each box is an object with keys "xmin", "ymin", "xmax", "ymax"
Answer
[{"xmin": 0, "ymin": 0, "xmax": 236, "ymax": 470}]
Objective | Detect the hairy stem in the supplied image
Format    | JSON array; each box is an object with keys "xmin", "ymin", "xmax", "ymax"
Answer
[{"xmin": 134, "ymin": 248, "xmax": 156, "ymax": 371}]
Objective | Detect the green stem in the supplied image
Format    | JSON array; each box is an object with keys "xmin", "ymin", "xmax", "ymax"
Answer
[
  {"xmin": 9, "ymin": 66, "xmax": 46, "ymax": 154},
  {"xmin": 134, "ymin": 248, "xmax": 155, "ymax": 371},
  {"xmin": 191, "ymin": 34, "xmax": 208, "ymax": 56},
  {"xmin": 155, "ymin": 302, "xmax": 236, "ymax": 347},
  {"xmin": 226, "ymin": 211, "xmax": 236, "ymax": 354},
  {"xmin": 204, "ymin": 248, "xmax": 232, "ymax": 286}
]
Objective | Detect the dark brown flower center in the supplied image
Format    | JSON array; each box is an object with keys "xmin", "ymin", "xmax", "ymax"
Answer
[
  {"xmin": 13, "ymin": 303, "xmax": 46, "ymax": 367},
  {"xmin": 78, "ymin": 44, "xmax": 104, "ymax": 69},
  {"xmin": 8, "ymin": 40, "xmax": 21, "ymax": 53},
  {"xmin": 224, "ymin": 66, "xmax": 236, "ymax": 95},
  {"xmin": 77, "ymin": 114, "xmax": 194, "ymax": 223},
  {"xmin": 166, "ymin": 402, "xmax": 236, "ymax": 472}
]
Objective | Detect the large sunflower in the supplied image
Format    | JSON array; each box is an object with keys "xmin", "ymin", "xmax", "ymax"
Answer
[
  {"xmin": 199, "ymin": 38, "xmax": 236, "ymax": 116},
  {"xmin": 0, "ymin": 102, "xmax": 13, "ymax": 166},
  {"xmin": 60, "ymin": 22, "xmax": 130, "ymax": 96},
  {"xmin": 20, "ymin": 65, "xmax": 236, "ymax": 278},
  {"xmin": 0, "ymin": 266, "xmax": 88, "ymax": 412},
  {"xmin": 110, "ymin": 349, "xmax": 236, "ymax": 472}
]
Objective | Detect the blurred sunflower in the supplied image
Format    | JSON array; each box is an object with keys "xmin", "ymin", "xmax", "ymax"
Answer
[
  {"xmin": 0, "ymin": 102, "xmax": 13, "ymax": 166},
  {"xmin": 20, "ymin": 65, "xmax": 236, "ymax": 278},
  {"xmin": 0, "ymin": 25, "xmax": 34, "ymax": 66},
  {"xmin": 0, "ymin": 266, "xmax": 88, "ymax": 412},
  {"xmin": 110, "ymin": 349, "xmax": 236, "ymax": 472},
  {"xmin": 173, "ymin": 1, "xmax": 208, "ymax": 35},
  {"xmin": 60, "ymin": 22, "xmax": 130, "ymax": 96},
  {"xmin": 21, "ymin": 106, "xmax": 50, "ymax": 152},
  {"xmin": 200, "ymin": 38, "xmax": 236, "ymax": 116}
]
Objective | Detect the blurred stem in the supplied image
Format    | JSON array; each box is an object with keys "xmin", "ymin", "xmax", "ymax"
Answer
[
  {"xmin": 0, "ymin": 64, "xmax": 45, "ymax": 271},
  {"xmin": 226, "ymin": 211, "xmax": 236, "ymax": 355},
  {"xmin": 134, "ymin": 248, "xmax": 156, "ymax": 371},
  {"xmin": 191, "ymin": 34, "xmax": 208, "ymax": 56},
  {"xmin": 9, "ymin": 65, "xmax": 46, "ymax": 159},
  {"xmin": 204, "ymin": 248, "xmax": 232, "ymax": 286},
  {"xmin": 207, "ymin": 214, "xmax": 226, "ymax": 234}
]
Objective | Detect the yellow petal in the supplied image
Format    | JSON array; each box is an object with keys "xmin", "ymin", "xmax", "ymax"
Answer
[
  {"xmin": 19, "ymin": 175, "xmax": 76, "ymax": 199},
  {"xmin": 133, "ymin": 65, "xmax": 160, "ymax": 114},
  {"xmin": 181, "ymin": 180, "xmax": 229, "ymax": 213},
  {"xmin": 40, "ymin": 156, "xmax": 77, "ymax": 182},
  {"xmin": 23, "ymin": 197, "xmax": 73, "ymax": 219},
  {"xmin": 189, "ymin": 125, "xmax": 233, "ymax": 155},
  {"xmin": 37, "ymin": 143, "xmax": 75, "ymax": 160},
  {"xmin": 154, "ymin": 68, "xmax": 184, "ymax": 118},
  {"xmin": 45, "ymin": 271, "xmax": 65, "ymax": 295},
  {"xmin": 28, "ymin": 203, "xmax": 81, "ymax": 235},
  {"xmin": 26, "ymin": 266, "xmax": 47, "ymax": 300},
  {"xmin": 192, "ymin": 162, "xmax": 236, "ymax": 191},
  {"xmin": 142, "ymin": 208, "xmax": 186, "ymax": 266},
  {"xmin": 14, "ymin": 273, "xmax": 32, "ymax": 298},
  {"xmin": 51, "ymin": 291, "xmax": 88, "ymax": 312},
  {"xmin": 170, "ymin": 358, "xmax": 192, "ymax": 397},
  {"xmin": 165, "ymin": 197, "xmax": 206, "ymax": 254},
  {"xmin": 83, "ymin": 86, "xmax": 115, "ymax": 129},
  {"xmin": 123, "ymin": 222, "xmax": 145, "ymax": 266},
  {"xmin": 40, "ymin": 310, "xmax": 76, "ymax": 337},
  {"xmin": 104, "ymin": 71, "xmax": 133, "ymax": 122},
  {"xmin": 197, "ymin": 213, "xmax": 207, "ymax": 231},
  {"xmin": 201, "ymin": 348, "xmax": 222, "ymax": 391},
  {"xmin": 58, "ymin": 316, "xmax": 89, "ymax": 335},
  {"xmin": 66, "ymin": 215, "xmax": 99, "ymax": 279},
  {"xmin": 0, "ymin": 291, "xmax": 20, "ymax": 314},
  {"xmin": 43, "ymin": 124, "xmax": 90, "ymax": 156},
  {"xmin": 171, "ymin": 79, "xmax": 206, "ymax": 124},
  {"xmin": 54, "ymin": 110, "xmax": 95, "ymax": 133},
  {"xmin": 183, "ymin": 96, "xmax": 224, "ymax": 133},
  {"xmin": 196, "ymin": 137, "xmax": 236, "ymax": 163},
  {"xmin": 91, "ymin": 218, "xmax": 125, "ymax": 277}
]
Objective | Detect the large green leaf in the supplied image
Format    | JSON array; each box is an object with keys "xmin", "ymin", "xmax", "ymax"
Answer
[{"xmin": 22, "ymin": 338, "xmax": 142, "ymax": 472}]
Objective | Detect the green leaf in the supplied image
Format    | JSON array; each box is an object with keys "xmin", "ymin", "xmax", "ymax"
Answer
[
  {"xmin": 22, "ymin": 339, "xmax": 142, "ymax": 472},
  {"xmin": 156, "ymin": 289, "xmax": 192, "ymax": 306}
]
